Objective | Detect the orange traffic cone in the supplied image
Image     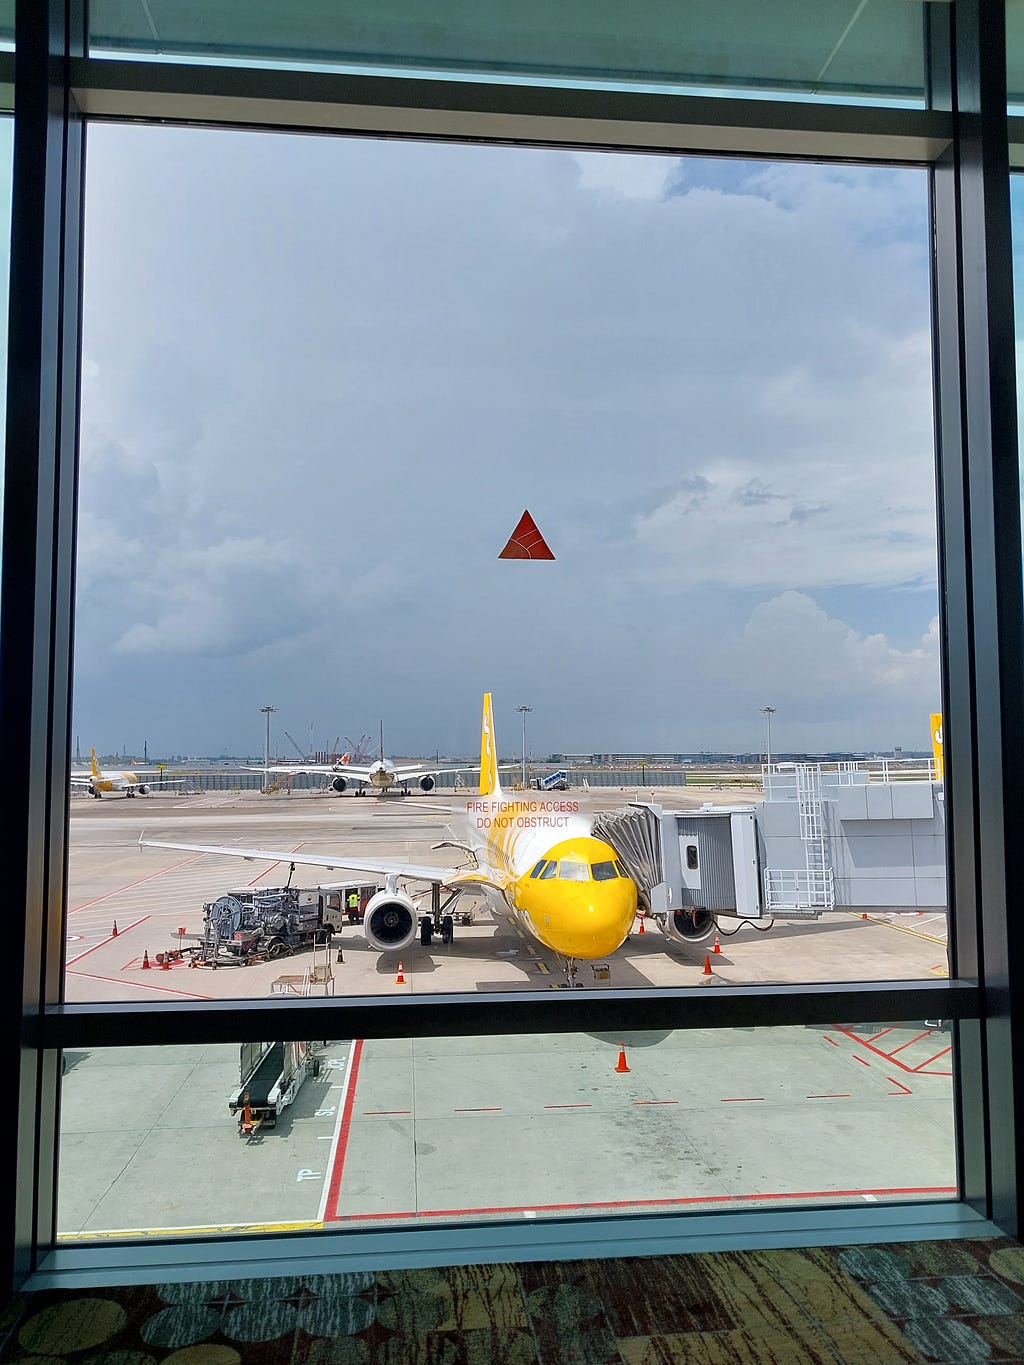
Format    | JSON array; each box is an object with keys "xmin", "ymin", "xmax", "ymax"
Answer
[
  {"xmin": 861, "ymin": 912, "xmax": 869, "ymax": 920},
  {"xmin": 615, "ymin": 1043, "xmax": 630, "ymax": 1073},
  {"xmin": 713, "ymin": 933, "xmax": 721, "ymax": 954},
  {"xmin": 637, "ymin": 916, "xmax": 645, "ymax": 935},
  {"xmin": 395, "ymin": 960, "xmax": 406, "ymax": 985},
  {"xmin": 111, "ymin": 920, "xmax": 118, "ymax": 938},
  {"xmin": 702, "ymin": 955, "xmax": 713, "ymax": 976},
  {"xmin": 160, "ymin": 954, "xmax": 170, "ymax": 970},
  {"xmin": 141, "ymin": 949, "xmax": 151, "ymax": 970}
]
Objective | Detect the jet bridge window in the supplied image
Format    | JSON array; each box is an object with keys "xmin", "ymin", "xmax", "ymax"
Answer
[
  {"xmin": 685, "ymin": 844, "xmax": 699, "ymax": 871},
  {"xmin": 558, "ymin": 859, "xmax": 589, "ymax": 882},
  {"xmin": 591, "ymin": 860, "xmax": 619, "ymax": 881}
]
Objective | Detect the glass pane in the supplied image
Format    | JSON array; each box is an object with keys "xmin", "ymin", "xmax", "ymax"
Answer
[
  {"xmin": 57, "ymin": 1025, "xmax": 957, "ymax": 1239},
  {"xmin": 88, "ymin": 0, "xmax": 926, "ymax": 105},
  {"xmin": 72, "ymin": 128, "xmax": 944, "ymax": 1002}
]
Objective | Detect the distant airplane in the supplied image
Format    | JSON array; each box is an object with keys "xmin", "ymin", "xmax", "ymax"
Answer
[
  {"xmin": 71, "ymin": 749, "xmax": 187, "ymax": 798},
  {"xmin": 253, "ymin": 721, "xmax": 489, "ymax": 797},
  {"xmin": 142, "ymin": 694, "xmax": 638, "ymax": 986}
]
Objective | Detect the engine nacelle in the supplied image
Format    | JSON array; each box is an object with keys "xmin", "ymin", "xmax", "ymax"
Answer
[
  {"xmin": 418, "ymin": 775, "xmax": 435, "ymax": 792},
  {"xmin": 137, "ymin": 783, "xmax": 149, "ymax": 794},
  {"xmin": 363, "ymin": 890, "xmax": 418, "ymax": 952},
  {"xmin": 657, "ymin": 907, "xmax": 717, "ymax": 946},
  {"xmin": 331, "ymin": 776, "xmax": 348, "ymax": 793}
]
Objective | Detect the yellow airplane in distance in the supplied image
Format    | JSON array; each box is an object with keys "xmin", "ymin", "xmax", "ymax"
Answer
[
  {"xmin": 71, "ymin": 749, "xmax": 186, "ymax": 798},
  {"xmin": 140, "ymin": 694, "xmax": 638, "ymax": 985}
]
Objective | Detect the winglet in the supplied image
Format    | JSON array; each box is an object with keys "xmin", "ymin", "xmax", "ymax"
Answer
[{"xmin": 480, "ymin": 694, "xmax": 501, "ymax": 796}]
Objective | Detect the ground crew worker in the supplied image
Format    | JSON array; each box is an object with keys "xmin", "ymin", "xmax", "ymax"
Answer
[{"xmin": 347, "ymin": 890, "xmax": 359, "ymax": 921}]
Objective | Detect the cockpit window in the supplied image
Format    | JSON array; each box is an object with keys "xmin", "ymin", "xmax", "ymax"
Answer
[
  {"xmin": 558, "ymin": 859, "xmax": 589, "ymax": 881},
  {"xmin": 530, "ymin": 860, "xmax": 547, "ymax": 878},
  {"xmin": 591, "ymin": 860, "xmax": 618, "ymax": 881},
  {"xmin": 539, "ymin": 860, "xmax": 558, "ymax": 880}
]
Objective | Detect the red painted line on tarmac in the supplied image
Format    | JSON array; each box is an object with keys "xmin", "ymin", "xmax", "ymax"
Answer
[
  {"xmin": 911, "ymin": 1046, "xmax": 953, "ymax": 1075},
  {"xmin": 65, "ymin": 916, "xmax": 149, "ymax": 965},
  {"xmin": 65, "ymin": 969, "xmax": 213, "ymax": 1000},
  {"xmin": 455, "ymin": 1107, "xmax": 503, "ymax": 1113},
  {"xmin": 852, "ymin": 1055, "xmax": 871, "ymax": 1067},
  {"xmin": 543, "ymin": 1104, "xmax": 591, "ymax": 1110},
  {"xmin": 807, "ymin": 1094, "xmax": 850, "ymax": 1099},
  {"xmin": 721, "ymin": 1097, "xmax": 764, "ymax": 1102},
  {"xmin": 325, "ymin": 1185, "xmax": 958, "ymax": 1224},
  {"xmin": 323, "ymin": 1039, "xmax": 364, "ymax": 1222},
  {"xmin": 833, "ymin": 1026, "xmax": 942, "ymax": 1076},
  {"xmin": 634, "ymin": 1100, "xmax": 678, "ymax": 1106},
  {"xmin": 70, "ymin": 854, "xmax": 205, "ymax": 913},
  {"xmin": 823, "ymin": 1036, "xmax": 840, "ymax": 1047},
  {"xmin": 863, "ymin": 1028, "xmax": 894, "ymax": 1043},
  {"xmin": 888, "ymin": 1077, "xmax": 913, "ymax": 1095},
  {"xmin": 888, "ymin": 1030, "xmax": 932, "ymax": 1057},
  {"xmin": 245, "ymin": 842, "xmax": 306, "ymax": 886}
]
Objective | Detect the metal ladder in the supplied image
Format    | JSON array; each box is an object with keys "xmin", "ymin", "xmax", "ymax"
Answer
[{"xmin": 764, "ymin": 763, "xmax": 835, "ymax": 912}]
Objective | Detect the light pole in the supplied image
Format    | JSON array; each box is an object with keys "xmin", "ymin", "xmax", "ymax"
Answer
[
  {"xmin": 259, "ymin": 705, "xmax": 277, "ymax": 794},
  {"xmin": 760, "ymin": 706, "xmax": 776, "ymax": 769},
  {"xmin": 516, "ymin": 705, "xmax": 532, "ymax": 790}
]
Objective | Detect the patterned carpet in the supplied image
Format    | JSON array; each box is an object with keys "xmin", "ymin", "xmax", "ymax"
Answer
[{"xmin": 3, "ymin": 1237, "xmax": 1024, "ymax": 1363}]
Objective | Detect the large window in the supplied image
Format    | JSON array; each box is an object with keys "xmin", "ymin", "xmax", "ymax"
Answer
[{"xmin": 6, "ymin": 0, "xmax": 1021, "ymax": 1292}]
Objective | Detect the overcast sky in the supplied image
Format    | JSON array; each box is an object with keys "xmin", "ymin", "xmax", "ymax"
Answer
[{"xmin": 71, "ymin": 125, "xmax": 942, "ymax": 759}]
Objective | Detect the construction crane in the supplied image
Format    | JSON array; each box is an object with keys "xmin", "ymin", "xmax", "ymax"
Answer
[
  {"xmin": 283, "ymin": 730, "xmax": 307, "ymax": 761},
  {"xmin": 345, "ymin": 734, "xmax": 374, "ymax": 764}
]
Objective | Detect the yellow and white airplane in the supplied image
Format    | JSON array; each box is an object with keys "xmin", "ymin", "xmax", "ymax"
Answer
[
  {"xmin": 71, "ymin": 749, "xmax": 187, "ymax": 799},
  {"xmin": 141, "ymin": 695, "xmax": 638, "ymax": 984}
]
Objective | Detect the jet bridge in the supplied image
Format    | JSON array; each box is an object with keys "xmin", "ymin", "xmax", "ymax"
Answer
[{"xmin": 593, "ymin": 802, "xmax": 825, "ymax": 947}]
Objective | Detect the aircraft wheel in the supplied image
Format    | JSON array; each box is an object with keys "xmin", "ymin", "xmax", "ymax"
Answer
[
  {"xmin": 420, "ymin": 917, "xmax": 433, "ymax": 946},
  {"xmin": 441, "ymin": 914, "xmax": 454, "ymax": 946}
]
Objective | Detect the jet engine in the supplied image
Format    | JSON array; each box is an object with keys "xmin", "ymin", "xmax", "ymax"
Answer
[
  {"xmin": 418, "ymin": 775, "xmax": 435, "ymax": 792},
  {"xmin": 331, "ymin": 776, "xmax": 348, "ymax": 794},
  {"xmin": 363, "ymin": 889, "xmax": 418, "ymax": 952},
  {"xmin": 136, "ymin": 784, "xmax": 149, "ymax": 794},
  {"xmin": 657, "ymin": 906, "xmax": 717, "ymax": 945}
]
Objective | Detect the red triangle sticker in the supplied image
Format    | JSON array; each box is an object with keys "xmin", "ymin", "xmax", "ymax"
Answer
[{"xmin": 499, "ymin": 509, "xmax": 555, "ymax": 560}]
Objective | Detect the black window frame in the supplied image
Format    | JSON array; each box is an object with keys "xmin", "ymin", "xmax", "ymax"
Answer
[{"xmin": 3, "ymin": 0, "xmax": 1022, "ymax": 1293}]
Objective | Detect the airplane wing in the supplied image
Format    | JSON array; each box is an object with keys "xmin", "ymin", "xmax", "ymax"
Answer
[
  {"xmin": 138, "ymin": 833, "xmax": 461, "ymax": 885},
  {"xmin": 69, "ymin": 775, "xmax": 92, "ymax": 786},
  {"xmin": 248, "ymin": 764, "xmax": 373, "ymax": 780}
]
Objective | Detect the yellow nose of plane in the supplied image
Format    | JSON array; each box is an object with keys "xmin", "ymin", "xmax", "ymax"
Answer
[{"xmin": 516, "ymin": 837, "xmax": 639, "ymax": 959}]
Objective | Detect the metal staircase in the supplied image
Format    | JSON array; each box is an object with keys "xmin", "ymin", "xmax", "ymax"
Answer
[{"xmin": 763, "ymin": 763, "xmax": 835, "ymax": 913}]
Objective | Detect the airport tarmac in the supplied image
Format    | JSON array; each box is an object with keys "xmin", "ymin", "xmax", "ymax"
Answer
[
  {"xmin": 57, "ymin": 789, "xmax": 957, "ymax": 1241},
  {"xmin": 65, "ymin": 786, "xmax": 949, "ymax": 1003},
  {"xmin": 57, "ymin": 1026, "xmax": 955, "ymax": 1238}
]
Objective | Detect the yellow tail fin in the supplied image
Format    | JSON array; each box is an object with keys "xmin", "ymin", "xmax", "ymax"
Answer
[
  {"xmin": 480, "ymin": 694, "xmax": 501, "ymax": 795},
  {"xmin": 90, "ymin": 748, "xmax": 101, "ymax": 778}
]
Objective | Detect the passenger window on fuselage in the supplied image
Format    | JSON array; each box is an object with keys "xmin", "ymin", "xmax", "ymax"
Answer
[
  {"xmin": 591, "ymin": 860, "xmax": 618, "ymax": 881},
  {"xmin": 558, "ymin": 859, "xmax": 589, "ymax": 882},
  {"xmin": 539, "ymin": 861, "xmax": 558, "ymax": 880}
]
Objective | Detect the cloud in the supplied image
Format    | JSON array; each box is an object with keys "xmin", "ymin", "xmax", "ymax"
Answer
[{"xmin": 73, "ymin": 131, "xmax": 938, "ymax": 753}]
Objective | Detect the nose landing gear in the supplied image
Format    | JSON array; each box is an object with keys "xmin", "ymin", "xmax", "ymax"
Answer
[{"xmin": 561, "ymin": 957, "xmax": 582, "ymax": 988}]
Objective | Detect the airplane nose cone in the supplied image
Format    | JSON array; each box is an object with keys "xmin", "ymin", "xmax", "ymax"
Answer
[{"xmin": 555, "ymin": 879, "xmax": 639, "ymax": 959}]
